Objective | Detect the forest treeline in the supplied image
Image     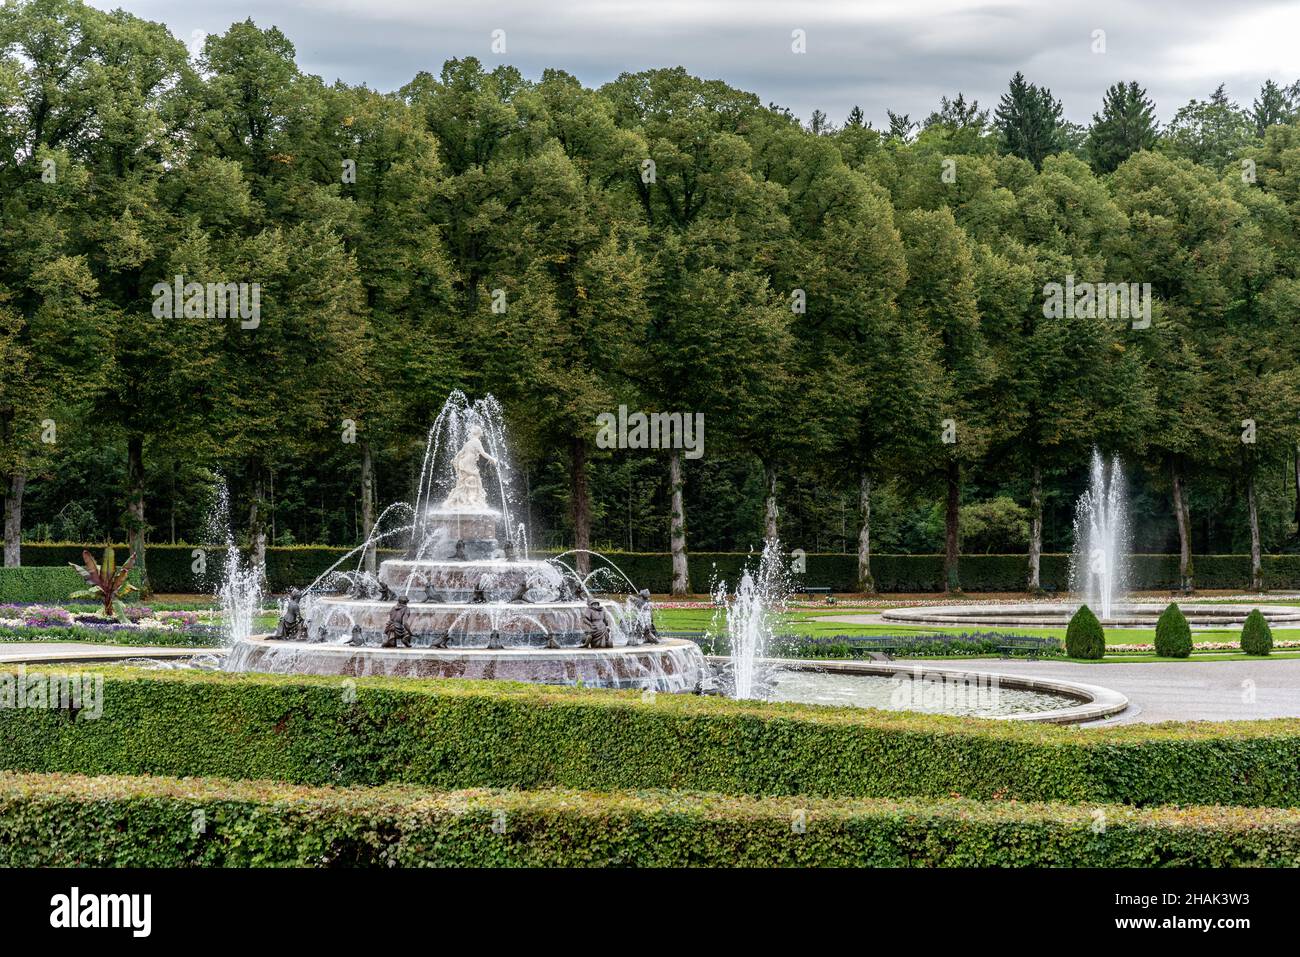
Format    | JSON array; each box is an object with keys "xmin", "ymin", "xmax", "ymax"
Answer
[{"xmin": 3, "ymin": 0, "xmax": 1300, "ymax": 593}]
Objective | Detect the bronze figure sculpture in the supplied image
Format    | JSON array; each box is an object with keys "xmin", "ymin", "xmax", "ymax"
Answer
[
  {"xmin": 580, "ymin": 599, "xmax": 613, "ymax": 648},
  {"xmin": 270, "ymin": 589, "xmax": 307, "ymax": 641},
  {"xmin": 382, "ymin": 596, "xmax": 413, "ymax": 647}
]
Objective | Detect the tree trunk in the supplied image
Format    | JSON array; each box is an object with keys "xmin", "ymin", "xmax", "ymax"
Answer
[
  {"xmin": 360, "ymin": 439, "xmax": 376, "ymax": 575},
  {"xmin": 944, "ymin": 459, "xmax": 961, "ymax": 592},
  {"xmin": 248, "ymin": 469, "xmax": 269, "ymax": 583},
  {"xmin": 1248, "ymin": 471, "xmax": 1263, "ymax": 592},
  {"xmin": 857, "ymin": 472, "xmax": 874, "ymax": 593},
  {"xmin": 570, "ymin": 436, "xmax": 591, "ymax": 576},
  {"xmin": 669, "ymin": 448, "xmax": 689, "ymax": 595},
  {"xmin": 1027, "ymin": 463, "xmax": 1043, "ymax": 592},
  {"xmin": 1171, "ymin": 459, "xmax": 1194, "ymax": 592},
  {"xmin": 3, "ymin": 471, "xmax": 24, "ymax": 567},
  {"xmin": 126, "ymin": 435, "xmax": 149, "ymax": 592},
  {"xmin": 763, "ymin": 461, "xmax": 778, "ymax": 542},
  {"xmin": 1294, "ymin": 443, "xmax": 1300, "ymax": 534}
]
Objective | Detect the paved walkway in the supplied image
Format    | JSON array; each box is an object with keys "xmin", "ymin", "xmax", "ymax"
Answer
[
  {"xmin": 907, "ymin": 657, "xmax": 1300, "ymax": 725},
  {"xmin": 4, "ymin": 643, "xmax": 1298, "ymax": 726},
  {"xmin": 0, "ymin": 643, "xmax": 210, "ymax": 664}
]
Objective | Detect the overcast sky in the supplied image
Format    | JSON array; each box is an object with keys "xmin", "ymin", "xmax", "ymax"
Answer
[{"xmin": 88, "ymin": 0, "xmax": 1300, "ymax": 127}]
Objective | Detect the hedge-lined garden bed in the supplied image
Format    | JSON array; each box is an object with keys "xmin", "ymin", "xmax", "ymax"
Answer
[
  {"xmin": 3, "ymin": 667, "xmax": 1300, "ymax": 808},
  {"xmin": 14, "ymin": 545, "xmax": 1300, "ymax": 594},
  {"xmin": 1, "ymin": 771, "xmax": 1297, "ymax": 867}
]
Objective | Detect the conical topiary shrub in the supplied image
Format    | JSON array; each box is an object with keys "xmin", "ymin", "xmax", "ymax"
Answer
[
  {"xmin": 1241, "ymin": 609, "xmax": 1273, "ymax": 656},
  {"xmin": 1154, "ymin": 603, "xmax": 1192, "ymax": 658},
  {"xmin": 1066, "ymin": 604, "xmax": 1105, "ymax": 659}
]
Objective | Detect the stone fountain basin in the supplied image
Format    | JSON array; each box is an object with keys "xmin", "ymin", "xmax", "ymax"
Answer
[
  {"xmin": 225, "ymin": 635, "xmax": 708, "ymax": 691},
  {"xmin": 881, "ymin": 603, "xmax": 1300, "ymax": 628},
  {"xmin": 707, "ymin": 657, "xmax": 1128, "ymax": 724},
  {"xmin": 307, "ymin": 597, "xmax": 621, "ymax": 645},
  {"xmin": 377, "ymin": 558, "xmax": 552, "ymax": 595}
]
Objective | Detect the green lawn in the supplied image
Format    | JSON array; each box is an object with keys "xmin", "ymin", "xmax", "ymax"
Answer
[{"xmin": 653, "ymin": 607, "xmax": 1300, "ymax": 647}]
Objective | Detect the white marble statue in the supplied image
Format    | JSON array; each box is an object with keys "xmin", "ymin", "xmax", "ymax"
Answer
[{"xmin": 440, "ymin": 425, "xmax": 499, "ymax": 510}]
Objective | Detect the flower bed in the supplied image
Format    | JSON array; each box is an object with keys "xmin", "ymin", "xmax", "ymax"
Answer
[{"xmin": 0, "ymin": 603, "xmax": 221, "ymax": 647}]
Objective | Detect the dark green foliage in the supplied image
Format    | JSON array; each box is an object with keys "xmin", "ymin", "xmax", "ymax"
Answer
[
  {"xmin": 1241, "ymin": 609, "xmax": 1274, "ymax": 656},
  {"xmin": 1155, "ymin": 603, "xmax": 1193, "ymax": 658},
  {"xmin": 1065, "ymin": 605, "xmax": 1105, "ymax": 659},
  {"xmin": 1086, "ymin": 81, "xmax": 1158, "ymax": 173},
  {"xmin": 6, "ymin": 667, "xmax": 1300, "ymax": 808},
  {"xmin": 19, "ymin": 546, "xmax": 1300, "ymax": 594},
  {"xmin": 994, "ymin": 71, "xmax": 1067, "ymax": 168},
  {"xmin": 0, "ymin": 567, "xmax": 142, "ymax": 603},
  {"xmin": 3, "ymin": 771, "xmax": 1300, "ymax": 867}
]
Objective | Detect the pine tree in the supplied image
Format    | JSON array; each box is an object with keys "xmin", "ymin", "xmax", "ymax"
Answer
[
  {"xmin": 1086, "ymin": 82, "xmax": 1158, "ymax": 174},
  {"xmin": 994, "ymin": 72, "xmax": 1066, "ymax": 169}
]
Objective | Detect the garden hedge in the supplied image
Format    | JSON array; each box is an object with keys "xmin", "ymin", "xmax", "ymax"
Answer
[
  {"xmin": 1155, "ymin": 603, "xmax": 1193, "ymax": 658},
  {"xmin": 1242, "ymin": 609, "xmax": 1274, "ymax": 656},
  {"xmin": 0, "ymin": 566, "xmax": 144, "ymax": 604},
  {"xmin": 2, "ymin": 771, "xmax": 1298, "ymax": 867},
  {"xmin": 19, "ymin": 544, "xmax": 1300, "ymax": 592},
  {"xmin": 1065, "ymin": 605, "xmax": 1105, "ymax": 659},
  {"xmin": 4, "ymin": 667, "xmax": 1300, "ymax": 808}
]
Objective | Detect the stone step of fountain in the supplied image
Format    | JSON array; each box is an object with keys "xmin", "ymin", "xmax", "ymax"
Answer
[
  {"xmin": 377, "ymin": 558, "xmax": 554, "ymax": 596},
  {"xmin": 307, "ymin": 598, "xmax": 620, "ymax": 644}
]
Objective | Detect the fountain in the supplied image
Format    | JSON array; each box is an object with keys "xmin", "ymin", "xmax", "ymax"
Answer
[
  {"xmin": 1069, "ymin": 449, "xmax": 1129, "ymax": 621},
  {"xmin": 223, "ymin": 392, "xmax": 709, "ymax": 691},
  {"xmin": 702, "ymin": 540, "xmax": 1114, "ymax": 721},
  {"xmin": 711, "ymin": 538, "xmax": 787, "ymax": 699},
  {"xmin": 882, "ymin": 448, "xmax": 1300, "ymax": 630}
]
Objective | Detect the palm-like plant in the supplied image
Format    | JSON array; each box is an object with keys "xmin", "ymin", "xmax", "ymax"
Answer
[{"xmin": 69, "ymin": 546, "xmax": 138, "ymax": 621}]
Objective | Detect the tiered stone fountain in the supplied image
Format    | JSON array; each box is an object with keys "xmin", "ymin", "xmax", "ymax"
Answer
[{"xmin": 225, "ymin": 395, "xmax": 709, "ymax": 691}]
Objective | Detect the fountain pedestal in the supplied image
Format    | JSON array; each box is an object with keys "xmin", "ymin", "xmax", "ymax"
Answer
[{"xmin": 229, "ymin": 503, "xmax": 709, "ymax": 691}]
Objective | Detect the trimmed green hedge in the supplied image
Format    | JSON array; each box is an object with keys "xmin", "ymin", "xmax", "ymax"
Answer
[
  {"xmin": 0, "ymin": 566, "xmax": 144, "ymax": 604},
  {"xmin": 5, "ymin": 667, "xmax": 1300, "ymax": 807},
  {"xmin": 2, "ymin": 771, "xmax": 1298, "ymax": 867},
  {"xmin": 1242, "ymin": 609, "xmax": 1274, "ymax": 656},
  {"xmin": 15, "ymin": 544, "xmax": 403, "ymax": 594},
  {"xmin": 19, "ymin": 544, "xmax": 1300, "ymax": 592},
  {"xmin": 1065, "ymin": 605, "xmax": 1105, "ymax": 659},
  {"xmin": 1155, "ymin": 603, "xmax": 1193, "ymax": 658}
]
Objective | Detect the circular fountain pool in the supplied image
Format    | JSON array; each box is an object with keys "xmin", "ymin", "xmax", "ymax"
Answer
[{"xmin": 708, "ymin": 658, "xmax": 1127, "ymax": 723}]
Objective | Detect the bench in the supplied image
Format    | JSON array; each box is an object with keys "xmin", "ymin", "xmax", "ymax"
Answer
[
  {"xmin": 801, "ymin": 586, "xmax": 833, "ymax": 602},
  {"xmin": 995, "ymin": 636, "xmax": 1052, "ymax": 659}
]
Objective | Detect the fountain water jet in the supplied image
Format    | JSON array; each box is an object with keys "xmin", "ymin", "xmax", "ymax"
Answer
[
  {"xmin": 204, "ymin": 478, "xmax": 263, "ymax": 646},
  {"xmin": 1069, "ymin": 449, "xmax": 1129, "ymax": 621},
  {"xmin": 711, "ymin": 539, "xmax": 789, "ymax": 699},
  {"xmin": 223, "ymin": 392, "xmax": 708, "ymax": 691}
]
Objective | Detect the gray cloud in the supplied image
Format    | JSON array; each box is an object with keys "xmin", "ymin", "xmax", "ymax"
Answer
[{"xmin": 91, "ymin": 0, "xmax": 1300, "ymax": 127}]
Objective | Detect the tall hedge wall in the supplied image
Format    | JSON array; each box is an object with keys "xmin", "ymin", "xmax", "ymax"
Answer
[
  {"xmin": 3, "ymin": 772, "xmax": 1297, "ymax": 867},
  {"xmin": 0, "ymin": 566, "xmax": 145, "ymax": 604},
  {"xmin": 5, "ymin": 667, "xmax": 1300, "ymax": 808},
  {"xmin": 16, "ymin": 544, "xmax": 1300, "ymax": 593}
]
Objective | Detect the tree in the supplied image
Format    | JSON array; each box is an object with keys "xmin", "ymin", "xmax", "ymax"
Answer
[
  {"xmin": 1110, "ymin": 151, "xmax": 1269, "ymax": 589},
  {"xmin": 601, "ymin": 68, "xmax": 792, "ymax": 593},
  {"xmin": 1250, "ymin": 79, "xmax": 1298, "ymax": 137},
  {"xmin": 194, "ymin": 22, "xmax": 367, "ymax": 573},
  {"xmin": 924, "ymin": 93, "xmax": 989, "ymax": 133},
  {"xmin": 1065, "ymin": 604, "xmax": 1105, "ymax": 658},
  {"xmin": 1086, "ymin": 82, "xmax": 1158, "ymax": 174},
  {"xmin": 886, "ymin": 110, "xmax": 917, "ymax": 141},
  {"xmin": 1154, "ymin": 602, "xmax": 1192, "ymax": 657},
  {"xmin": 1161, "ymin": 85, "xmax": 1255, "ymax": 170},
  {"xmin": 994, "ymin": 72, "xmax": 1066, "ymax": 169},
  {"xmin": 1241, "ymin": 608, "xmax": 1273, "ymax": 655},
  {"xmin": 896, "ymin": 207, "xmax": 992, "ymax": 591}
]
